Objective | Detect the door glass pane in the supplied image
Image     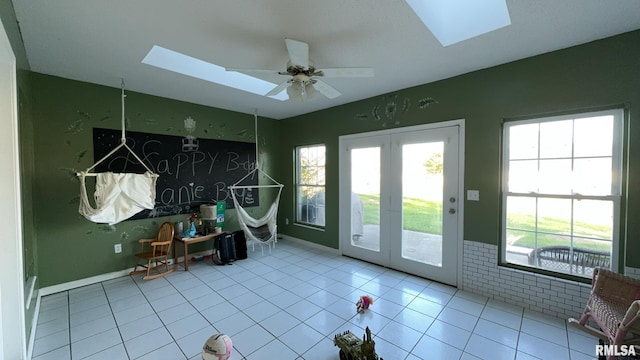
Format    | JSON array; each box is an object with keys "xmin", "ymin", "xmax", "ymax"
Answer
[
  {"xmin": 351, "ymin": 147, "xmax": 380, "ymax": 251},
  {"xmin": 401, "ymin": 142, "xmax": 443, "ymax": 266}
]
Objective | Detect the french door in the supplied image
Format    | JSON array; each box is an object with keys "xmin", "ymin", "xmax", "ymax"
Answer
[{"xmin": 339, "ymin": 124, "xmax": 460, "ymax": 285}]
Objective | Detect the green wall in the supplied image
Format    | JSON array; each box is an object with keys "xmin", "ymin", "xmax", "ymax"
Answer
[
  {"xmin": 277, "ymin": 30, "xmax": 640, "ymax": 268},
  {"xmin": 28, "ymin": 73, "xmax": 280, "ymax": 287}
]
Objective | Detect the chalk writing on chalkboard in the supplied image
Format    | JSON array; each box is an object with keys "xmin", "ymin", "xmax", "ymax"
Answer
[{"xmin": 92, "ymin": 128, "xmax": 259, "ymax": 219}]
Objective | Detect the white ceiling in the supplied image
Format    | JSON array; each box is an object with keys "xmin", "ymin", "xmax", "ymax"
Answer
[{"xmin": 12, "ymin": 0, "xmax": 640, "ymax": 120}]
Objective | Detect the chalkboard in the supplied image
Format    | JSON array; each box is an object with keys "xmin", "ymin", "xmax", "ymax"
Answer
[{"xmin": 92, "ymin": 128, "xmax": 259, "ymax": 219}]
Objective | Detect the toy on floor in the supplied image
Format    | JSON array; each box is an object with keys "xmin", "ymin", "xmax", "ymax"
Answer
[
  {"xmin": 356, "ymin": 295, "xmax": 374, "ymax": 313},
  {"xmin": 202, "ymin": 333, "xmax": 232, "ymax": 360},
  {"xmin": 334, "ymin": 326, "xmax": 383, "ymax": 360},
  {"xmin": 191, "ymin": 254, "xmax": 213, "ymax": 262}
]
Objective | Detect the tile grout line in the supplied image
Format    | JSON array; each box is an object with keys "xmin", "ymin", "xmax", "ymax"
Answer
[{"xmin": 101, "ymin": 280, "xmax": 131, "ymax": 360}]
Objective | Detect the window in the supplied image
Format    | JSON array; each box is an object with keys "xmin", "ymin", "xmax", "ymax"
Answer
[
  {"xmin": 296, "ymin": 145, "xmax": 326, "ymax": 227},
  {"xmin": 501, "ymin": 109, "xmax": 623, "ymax": 277}
]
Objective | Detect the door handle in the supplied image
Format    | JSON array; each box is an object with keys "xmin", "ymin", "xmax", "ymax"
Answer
[{"xmin": 449, "ymin": 208, "xmax": 456, "ymax": 214}]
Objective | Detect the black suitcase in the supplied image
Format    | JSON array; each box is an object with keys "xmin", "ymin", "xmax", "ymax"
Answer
[
  {"xmin": 233, "ymin": 230, "xmax": 248, "ymax": 260},
  {"xmin": 212, "ymin": 233, "xmax": 236, "ymax": 265}
]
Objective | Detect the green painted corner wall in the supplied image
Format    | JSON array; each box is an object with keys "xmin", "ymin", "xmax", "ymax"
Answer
[
  {"xmin": 276, "ymin": 30, "xmax": 640, "ymax": 268},
  {"xmin": 27, "ymin": 72, "xmax": 280, "ymax": 287}
]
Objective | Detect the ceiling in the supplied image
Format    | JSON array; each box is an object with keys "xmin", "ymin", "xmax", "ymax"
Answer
[{"xmin": 12, "ymin": 1, "xmax": 640, "ymax": 120}]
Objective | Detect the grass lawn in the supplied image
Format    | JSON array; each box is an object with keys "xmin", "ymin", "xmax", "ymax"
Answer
[
  {"xmin": 355, "ymin": 193, "xmax": 612, "ymax": 251},
  {"xmin": 506, "ymin": 213, "xmax": 612, "ymax": 251},
  {"xmin": 357, "ymin": 193, "xmax": 442, "ymax": 234}
]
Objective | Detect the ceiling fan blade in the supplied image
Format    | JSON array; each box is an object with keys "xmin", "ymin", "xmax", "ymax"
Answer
[
  {"xmin": 318, "ymin": 67, "xmax": 374, "ymax": 77},
  {"xmin": 265, "ymin": 81, "xmax": 290, "ymax": 97},
  {"xmin": 225, "ymin": 67, "xmax": 279, "ymax": 75},
  {"xmin": 285, "ymin": 38, "xmax": 309, "ymax": 69},
  {"xmin": 313, "ymin": 79, "xmax": 341, "ymax": 99}
]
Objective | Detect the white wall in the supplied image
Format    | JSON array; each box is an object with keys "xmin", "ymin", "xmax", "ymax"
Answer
[{"xmin": 0, "ymin": 17, "xmax": 26, "ymax": 360}]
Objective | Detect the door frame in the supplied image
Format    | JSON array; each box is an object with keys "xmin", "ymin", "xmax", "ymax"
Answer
[
  {"xmin": 0, "ymin": 16, "xmax": 27, "ymax": 360},
  {"xmin": 338, "ymin": 119, "xmax": 465, "ymax": 287}
]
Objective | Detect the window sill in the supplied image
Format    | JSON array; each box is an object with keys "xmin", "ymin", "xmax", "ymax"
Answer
[{"xmin": 499, "ymin": 261, "xmax": 592, "ymax": 284}]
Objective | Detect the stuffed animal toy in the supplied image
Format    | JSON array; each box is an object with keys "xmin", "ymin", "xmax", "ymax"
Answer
[{"xmin": 356, "ymin": 295, "xmax": 374, "ymax": 313}]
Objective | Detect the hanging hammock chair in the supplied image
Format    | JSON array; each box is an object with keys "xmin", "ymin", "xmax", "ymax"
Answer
[
  {"xmin": 229, "ymin": 111, "xmax": 284, "ymax": 254},
  {"xmin": 77, "ymin": 82, "xmax": 158, "ymax": 225},
  {"xmin": 230, "ymin": 170, "xmax": 283, "ymax": 254}
]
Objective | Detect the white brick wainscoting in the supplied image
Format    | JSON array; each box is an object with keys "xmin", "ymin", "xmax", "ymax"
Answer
[
  {"xmin": 462, "ymin": 242, "xmax": 640, "ymax": 320},
  {"xmin": 462, "ymin": 240, "xmax": 592, "ymax": 320}
]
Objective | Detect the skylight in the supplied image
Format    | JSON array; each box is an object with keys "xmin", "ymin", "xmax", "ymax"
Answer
[
  {"xmin": 141, "ymin": 45, "xmax": 287, "ymax": 101},
  {"xmin": 405, "ymin": 0, "xmax": 511, "ymax": 47}
]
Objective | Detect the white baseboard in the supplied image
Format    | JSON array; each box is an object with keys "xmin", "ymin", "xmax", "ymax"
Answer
[
  {"xmin": 38, "ymin": 250, "xmax": 214, "ymax": 296},
  {"xmin": 39, "ymin": 269, "xmax": 133, "ymax": 296},
  {"xmin": 279, "ymin": 234, "xmax": 340, "ymax": 255}
]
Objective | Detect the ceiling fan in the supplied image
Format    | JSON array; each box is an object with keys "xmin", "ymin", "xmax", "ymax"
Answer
[{"xmin": 227, "ymin": 38, "xmax": 374, "ymax": 102}]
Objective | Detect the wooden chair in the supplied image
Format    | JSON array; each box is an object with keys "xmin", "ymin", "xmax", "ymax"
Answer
[
  {"xmin": 569, "ymin": 268, "xmax": 640, "ymax": 360},
  {"xmin": 130, "ymin": 222, "xmax": 176, "ymax": 280}
]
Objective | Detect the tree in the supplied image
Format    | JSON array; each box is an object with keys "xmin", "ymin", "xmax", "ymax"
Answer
[
  {"xmin": 423, "ymin": 153, "xmax": 443, "ymax": 174},
  {"xmin": 298, "ymin": 147, "xmax": 325, "ymax": 199}
]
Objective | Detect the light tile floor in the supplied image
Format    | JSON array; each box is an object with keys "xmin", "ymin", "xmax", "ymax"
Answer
[{"xmin": 32, "ymin": 239, "xmax": 600, "ymax": 360}]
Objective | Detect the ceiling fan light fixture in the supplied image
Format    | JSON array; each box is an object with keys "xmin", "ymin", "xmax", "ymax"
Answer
[
  {"xmin": 286, "ymin": 80, "xmax": 317, "ymax": 102},
  {"xmin": 287, "ymin": 82, "xmax": 303, "ymax": 102},
  {"xmin": 305, "ymin": 83, "xmax": 318, "ymax": 100}
]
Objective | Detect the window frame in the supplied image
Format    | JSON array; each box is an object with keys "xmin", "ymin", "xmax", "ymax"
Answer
[
  {"xmin": 294, "ymin": 144, "xmax": 326, "ymax": 228},
  {"xmin": 500, "ymin": 108, "xmax": 624, "ymax": 278}
]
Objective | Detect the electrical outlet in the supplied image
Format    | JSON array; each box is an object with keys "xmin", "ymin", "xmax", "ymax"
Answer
[
  {"xmin": 114, "ymin": 243, "xmax": 122, "ymax": 253},
  {"xmin": 285, "ymin": 218, "xmax": 289, "ymax": 225}
]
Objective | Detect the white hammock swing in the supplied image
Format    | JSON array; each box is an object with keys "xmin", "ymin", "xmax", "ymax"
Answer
[
  {"xmin": 229, "ymin": 112, "xmax": 283, "ymax": 254},
  {"xmin": 77, "ymin": 82, "xmax": 158, "ymax": 225}
]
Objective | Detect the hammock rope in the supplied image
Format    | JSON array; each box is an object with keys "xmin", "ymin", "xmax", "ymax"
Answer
[
  {"xmin": 229, "ymin": 110, "xmax": 283, "ymax": 254},
  {"xmin": 77, "ymin": 80, "xmax": 158, "ymax": 224}
]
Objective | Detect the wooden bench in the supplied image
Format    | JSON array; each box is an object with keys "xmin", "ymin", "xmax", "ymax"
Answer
[{"xmin": 527, "ymin": 246, "xmax": 610, "ymax": 275}]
